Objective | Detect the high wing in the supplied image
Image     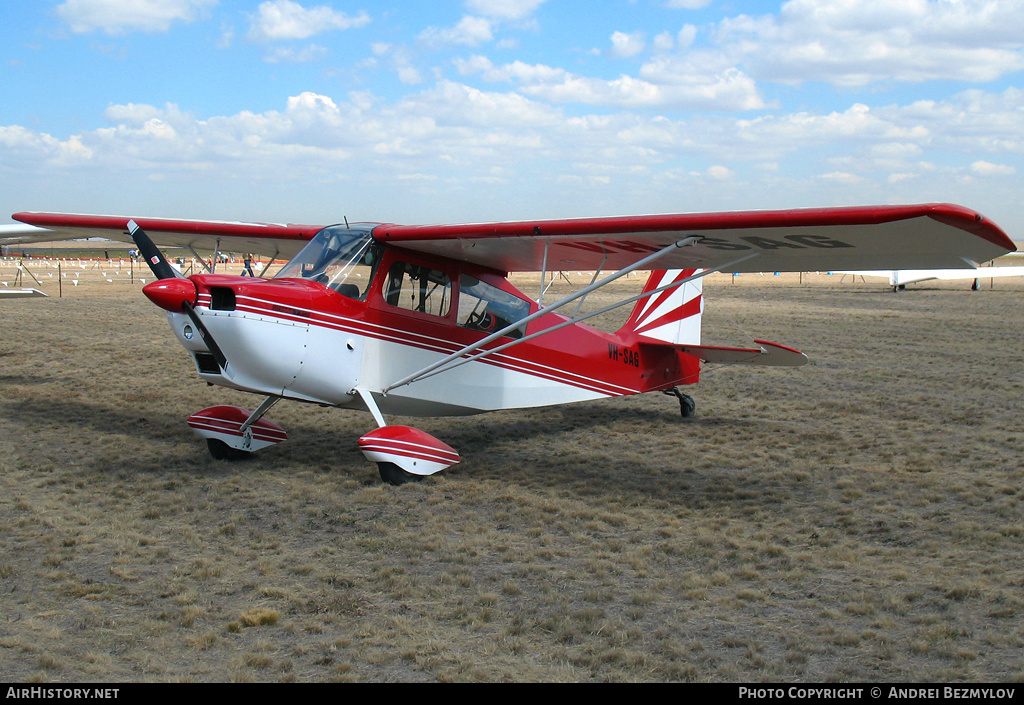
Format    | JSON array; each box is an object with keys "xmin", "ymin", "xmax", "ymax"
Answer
[
  {"xmin": 841, "ymin": 267, "xmax": 1024, "ymax": 287},
  {"xmin": 7, "ymin": 213, "xmax": 326, "ymax": 261},
  {"xmin": 376, "ymin": 203, "xmax": 1014, "ymax": 273},
  {"xmin": 6, "ymin": 203, "xmax": 1015, "ymax": 274}
]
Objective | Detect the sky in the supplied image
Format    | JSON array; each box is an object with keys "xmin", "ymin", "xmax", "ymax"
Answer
[{"xmin": 2, "ymin": 0, "xmax": 1024, "ymax": 239}]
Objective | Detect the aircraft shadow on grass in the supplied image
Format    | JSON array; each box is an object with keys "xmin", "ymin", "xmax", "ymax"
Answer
[{"xmin": 5, "ymin": 393, "xmax": 777, "ymax": 497}]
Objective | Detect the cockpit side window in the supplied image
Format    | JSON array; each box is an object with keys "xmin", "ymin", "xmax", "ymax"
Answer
[
  {"xmin": 457, "ymin": 275, "xmax": 530, "ymax": 338},
  {"xmin": 382, "ymin": 261, "xmax": 452, "ymax": 318}
]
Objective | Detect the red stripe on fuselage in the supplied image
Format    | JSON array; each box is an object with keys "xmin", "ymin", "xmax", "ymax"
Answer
[{"xmin": 196, "ymin": 291, "xmax": 645, "ymax": 397}]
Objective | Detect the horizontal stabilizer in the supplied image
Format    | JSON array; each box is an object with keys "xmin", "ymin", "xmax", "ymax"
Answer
[{"xmin": 678, "ymin": 339, "xmax": 809, "ymax": 367}]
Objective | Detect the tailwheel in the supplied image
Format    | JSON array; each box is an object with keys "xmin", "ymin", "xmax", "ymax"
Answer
[
  {"xmin": 663, "ymin": 387, "xmax": 696, "ymax": 418},
  {"xmin": 377, "ymin": 462, "xmax": 423, "ymax": 486},
  {"xmin": 207, "ymin": 438, "xmax": 255, "ymax": 461}
]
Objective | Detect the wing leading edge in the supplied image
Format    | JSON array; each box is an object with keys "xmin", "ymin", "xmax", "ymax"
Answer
[{"xmin": 375, "ymin": 203, "xmax": 1014, "ymax": 274}]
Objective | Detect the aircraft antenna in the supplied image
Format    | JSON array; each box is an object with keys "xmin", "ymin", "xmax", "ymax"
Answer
[{"xmin": 344, "ymin": 216, "xmax": 350, "ymax": 230}]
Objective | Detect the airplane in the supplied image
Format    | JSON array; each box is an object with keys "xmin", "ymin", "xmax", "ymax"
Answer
[
  {"xmin": 4, "ymin": 204, "xmax": 1015, "ymax": 484},
  {"xmin": 0, "ymin": 224, "xmax": 50, "ymax": 297},
  {"xmin": 838, "ymin": 266, "xmax": 1024, "ymax": 291},
  {"xmin": 0, "ymin": 287, "xmax": 47, "ymax": 298}
]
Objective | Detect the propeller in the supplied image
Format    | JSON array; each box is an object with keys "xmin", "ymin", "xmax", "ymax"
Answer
[
  {"xmin": 129, "ymin": 220, "xmax": 230, "ymax": 373},
  {"xmin": 128, "ymin": 220, "xmax": 184, "ymax": 280}
]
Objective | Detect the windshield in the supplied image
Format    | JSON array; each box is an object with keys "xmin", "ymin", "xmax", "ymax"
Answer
[{"xmin": 275, "ymin": 224, "xmax": 380, "ymax": 298}]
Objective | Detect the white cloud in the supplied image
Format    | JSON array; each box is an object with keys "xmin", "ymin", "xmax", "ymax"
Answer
[
  {"xmin": 456, "ymin": 56, "xmax": 567, "ymax": 84},
  {"xmin": 820, "ymin": 171, "xmax": 862, "ymax": 184},
  {"xmin": 103, "ymin": 103, "xmax": 163, "ymax": 128},
  {"xmin": 0, "ymin": 125, "xmax": 92, "ymax": 163},
  {"xmin": 418, "ymin": 16, "xmax": 494, "ymax": 48},
  {"xmin": 399, "ymin": 81, "xmax": 562, "ymax": 129},
  {"xmin": 457, "ymin": 54, "xmax": 766, "ymax": 111},
  {"xmin": 653, "ymin": 31, "xmax": 675, "ymax": 52},
  {"xmin": 246, "ymin": 0, "xmax": 370, "ymax": 42},
  {"xmin": 466, "ymin": 0, "xmax": 547, "ymax": 21},
  {"xmin": 11, "ymin": 88, "xmax": 1017, "ymax": 180},
  {"xmin": 524, "ymin": 66, "xmax": 766, "ymax": 111},
  {"xmin": 972, "ymin": 161, "xmax": 1016, "ymax": 176},
  {"xmin": 373, "ymin": 44, "xmax": 425, "ymax": 84},
  {"xmin": 610, "ymin": 31, "xmax": 646, "ymax": 58},
  {"xmin": 55, "ymin": 0, "xmax": 217, "ymax": 35},
  {"xmin": 665, "ymin": 0, "xmax": 712, "ymax": 8},
  {"xmin": 713, "ymin": 0, "xmax": 1024, "ymax": 86},
  {"xmin": 677, "ymin": 25, "xmax": 698, "ymax": 49},
  {"xmin": 262, "ymin": 44, "xmax": 328, "ymax": 63},
  {"xmin": 3, "ymin": 83, "xmax": 1023, "ymax": 227}
]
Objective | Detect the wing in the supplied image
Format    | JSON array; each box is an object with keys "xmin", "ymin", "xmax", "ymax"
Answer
[
  {"xmin": 376, "ymin": 203, "xmax": 1014, "ymax": 273},
  {"xmin": 7, "ymin": 213, "xmax": 327, "ymax": 261},
  {"xmin": 8, "ymin": 203, "xmax": 1015, "ymax": 274}
]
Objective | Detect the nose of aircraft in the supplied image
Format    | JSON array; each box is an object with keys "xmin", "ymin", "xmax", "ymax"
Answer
[{"xmin": 142, "ymin": 277, "xmax": 198, "ymax": 312}]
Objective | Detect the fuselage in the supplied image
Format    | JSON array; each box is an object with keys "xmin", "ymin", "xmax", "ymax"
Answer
[{"xmin": 146, "ymin": 224, "xmax": 700, "ymax": 418}]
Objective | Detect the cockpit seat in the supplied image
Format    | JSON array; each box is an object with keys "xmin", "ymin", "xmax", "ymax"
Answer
[{"xmin": 333, "ymin": 283, "xmax": 360, "ymax": 299}]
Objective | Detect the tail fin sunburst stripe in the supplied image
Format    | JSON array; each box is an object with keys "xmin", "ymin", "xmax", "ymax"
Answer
[{"xmin": 621, "ymin": 269, "xmax": 703, "ymax": 345}]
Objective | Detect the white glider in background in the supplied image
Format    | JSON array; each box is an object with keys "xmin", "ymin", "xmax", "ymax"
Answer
[
  {"xmin": 841, "ymin": 267, "xmax": 1024, "ymax": 290},
  {"xmin": 0, "ymin": 287, "xmax": 47, "ymax": 298},
  {"xmin": 0, "ymin": 224, "xmax": 52, "ymax": 298},
  {"xmin": 0, "ymin": 222, "xmax": 57, "ymax": 245}
]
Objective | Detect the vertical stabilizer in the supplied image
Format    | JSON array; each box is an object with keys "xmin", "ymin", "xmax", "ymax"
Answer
[{"xmin": 620, "ymin": 269, "xmax": 703, "ymax": 345}]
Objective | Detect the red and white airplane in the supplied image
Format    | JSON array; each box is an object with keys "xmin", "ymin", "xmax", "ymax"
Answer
[{"xmin": 5, "ymin": 205, "xmax": 1014, "ymax": 483}]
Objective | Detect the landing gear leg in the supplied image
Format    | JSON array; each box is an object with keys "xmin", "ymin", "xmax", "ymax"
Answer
[{"xmin": 663, "ymin": 387, "xmax": 696, "ymax": 418}]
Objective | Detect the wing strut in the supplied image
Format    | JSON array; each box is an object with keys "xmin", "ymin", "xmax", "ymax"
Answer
[
  {"xmin": 538, "ymin": 237, "xmax": 550, "ymax": 306},
  {"xmin": 188, "ymin": 238, "xmax": 223, "ymax": 274},
  {"xmin": 257, "ymin": 256, "xmax": 278, "ymax": 278},
  {"xmin": 384, "ymin": 252, "xmax": 757, "ymax": 392},
  {"xmin": 573, "ymin": 253, "xmax": 608, "ymax": 317},
  {"xmin": 382, "ymin": 237, "xmax": 704, "ymax": 393}
]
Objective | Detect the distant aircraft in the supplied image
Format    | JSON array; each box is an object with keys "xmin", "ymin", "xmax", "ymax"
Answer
[
  {"xmin": 3, "ymin": 204, "xmax": 1015, "ymax": 483},
  {"xmin": 840, "ymin": 267, "xmax": 1024, "ymax": 291},
  {"xmin": 0, "ymin": 288, "xmax": 46, "ymax": 298}
]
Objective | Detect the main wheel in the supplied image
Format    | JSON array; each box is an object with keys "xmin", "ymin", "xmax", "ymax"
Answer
[
  {"xmin": 207, "ymin": 438, "xmax": 254, "ymax": 461},
  {"xmin": 377, "ymin": 462, "xmax": 423, "ymax": 486},
  {"xmin": 678, "ymin": 394, "xmax": 696, "ymax": 418}
]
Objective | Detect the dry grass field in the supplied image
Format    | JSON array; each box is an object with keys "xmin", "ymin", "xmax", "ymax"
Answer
[{"xmin": 1, "ymin": 258, "xmax": 1023, "ymax": 682}]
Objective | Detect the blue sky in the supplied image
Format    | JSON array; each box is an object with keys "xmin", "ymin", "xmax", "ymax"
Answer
[{"xmin": 2, "ymin": 0, "xmax": 1023, "ymax": 238}]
